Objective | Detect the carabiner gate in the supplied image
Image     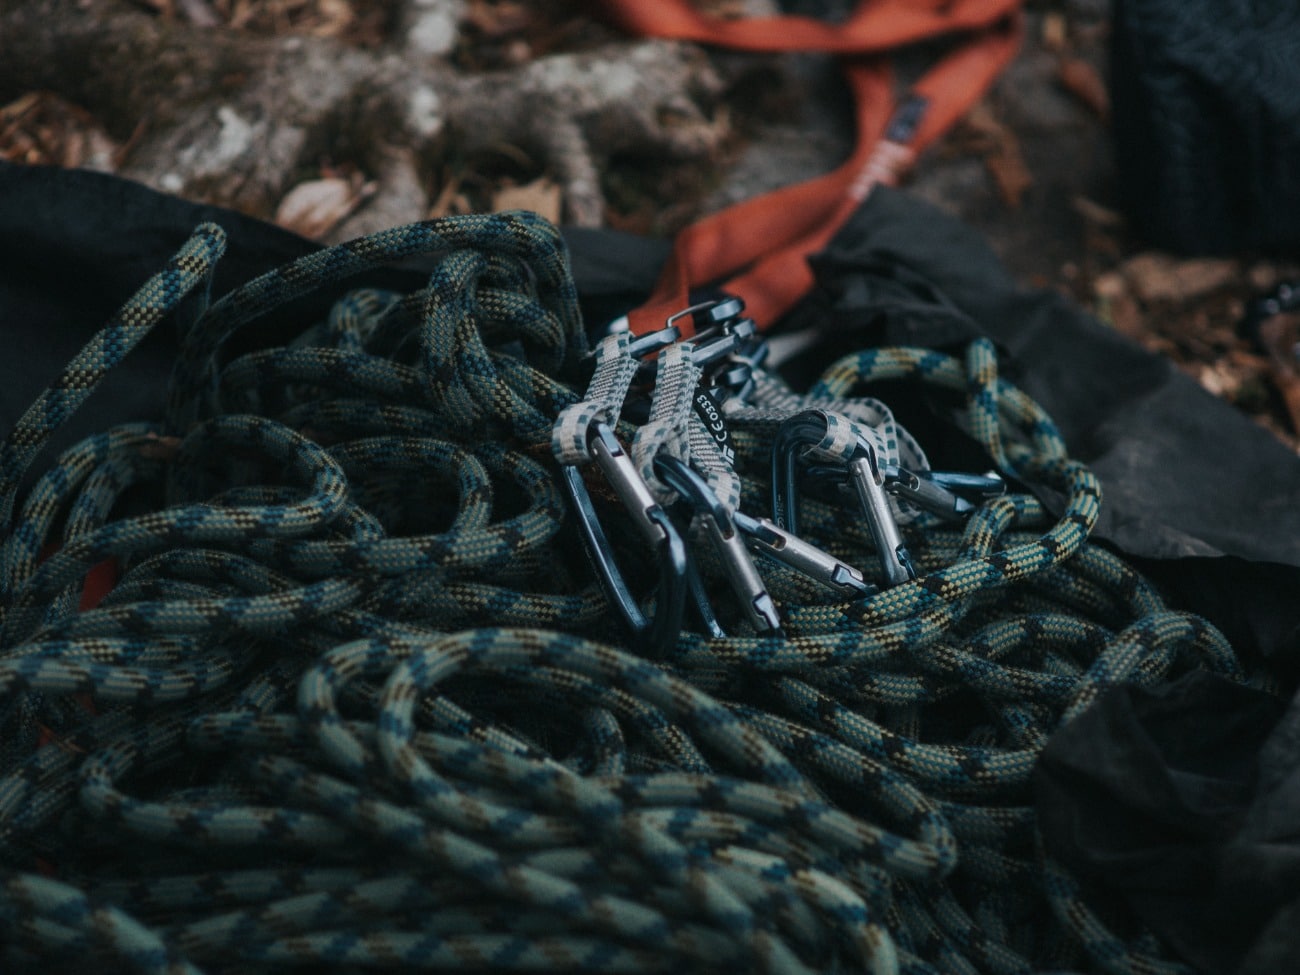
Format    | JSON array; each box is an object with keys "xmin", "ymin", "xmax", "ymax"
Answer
[
  {"xmin": 732, "ymin": 511, "xmax": 874, "ymax": 598},
  {"xmin": 772, "ymin": 409, "xmax": 916, "ymax": 588},
  {"xmin": 560, "ymin": 421, "xmax": 688, "ymax": 658},
  {"xmin": 653, "ymin": 454, "xmax": 782, "ymax": 637}
]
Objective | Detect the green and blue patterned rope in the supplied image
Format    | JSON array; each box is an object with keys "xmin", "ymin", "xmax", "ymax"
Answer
[{"xmin": 0, "ymin": 211, "xmax": 1265, "ymax": 974}]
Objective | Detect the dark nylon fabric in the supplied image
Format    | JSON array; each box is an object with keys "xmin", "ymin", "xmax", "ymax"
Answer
[
  {"xmin": 778, "ymin": 190, "xmax": 1300, "ymax": 670},
  {"xmin": 1110, "ymin": 0, "xmax": 1300, "ymax": 255},
  {"xmin": 1037, "ymin": 672, "xmax": 1300, "ymax": 975},
  {"xmin": 784, "ymin": 189, "xmax": 1300, "ymax": 569},
  {"xmin": 0, "ymin": 161, "xmax": 317, "ymax": 462}
]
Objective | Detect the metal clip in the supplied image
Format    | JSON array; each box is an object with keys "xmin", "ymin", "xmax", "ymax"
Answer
[
  {"xmin": 772, "ymin": 410, "xmax": 916, "ymax": 588},
  {"xmin": 626, "ymin": 322, "xmax": 682, "ymax": 360},
  {"xmin": 880, "ymin": 466, "xmax": 973, "ymax": 521},
  {"xmin": 705, "ymin": 332, "xmax": 769, "ymax": 406},
  {"xmin": 884, "ymin": 467, "xmax": 1006, "ymax": 521},
  {"xmin": 667, "ymin": 296, "xmax": 747, "ymax": 335},
  {"xmin": 802, "ymin": 462, "xmax": 1005, "ymax": 522},
  {"xmin": 631, "ymin": 298, "xmax": 756, "ymax": 374},
  {"xmin": 732, "ymin": 511, "xmax": 873, "ymax": 598},
  {"xmin": 652, "ymin": 454, "xmax": 783, "ymax": 636},
  {"xmin": 560, "ymin": 421, "xmax": 687, "ymax": 658},
  {"xmin": 687, "ymin": 316, "xmax": 758, "ymax": 370}
]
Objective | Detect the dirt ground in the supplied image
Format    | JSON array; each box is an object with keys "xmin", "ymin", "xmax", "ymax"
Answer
[{"xmin": 2, "ymin": 0, "xmax": 1298, "ymax": 451}]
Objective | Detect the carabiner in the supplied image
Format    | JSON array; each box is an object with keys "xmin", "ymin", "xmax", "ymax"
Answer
[
  {"xmin": 707, "ymin": 334, "xmax": 769, "ymax": 406},
  {"xmin": 664, "ymin": 296, "xmax": 747, "ymax": 340},
  {"xmin": 631, "ymin": 298, "xmax": 756, "ymax": 376},
  {"xmin": 772, "ymin": 409, "xmax": 916, "ymax": 588},
  {"xmin": 732, "ymin": 511, "xmax": 874, "ymax": 598},
  {"xmin": 882, "ymin": 466, "xmax": 1005, "ymax": 521},
  {"xmin": 560, "ymin": 421, "xmax": 688, "ymax": 658},
  {"xmin": 652, "ymin": 454, "xmax": 783, "ymax": 636},
  {"xmin": 800, "ymin": 462, "xmax": 1005, "ymax": 522},
  {"xmin": 687, "ymin": 315, "xmax": 758, "ymax": 371}
]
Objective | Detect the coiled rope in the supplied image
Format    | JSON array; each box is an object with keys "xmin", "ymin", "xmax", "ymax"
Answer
[{"xmin": 0, "ymin": 212, "xmax": 1265, "ymax": 974}]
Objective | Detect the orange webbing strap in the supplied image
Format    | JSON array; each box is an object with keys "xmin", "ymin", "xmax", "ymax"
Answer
[
  {"xmin": 79, "ymin": 557, "xmax": 118, "ymax": 611},
  {"xmin": 602, "ymin": 0, "xmax": 1024, "ymax": 336},
  {"xmin": 35, "ymin": 557, "xmax": 114, "ymax": 748},
  {"xmin": 599, "ymin": 0, "xmax": 1020, "ymax": 53}
]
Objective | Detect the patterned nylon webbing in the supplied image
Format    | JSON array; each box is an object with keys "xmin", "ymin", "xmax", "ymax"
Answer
[{"xmin": 0, "ymin": 212, "xmax": 1270, "ymax": 974}]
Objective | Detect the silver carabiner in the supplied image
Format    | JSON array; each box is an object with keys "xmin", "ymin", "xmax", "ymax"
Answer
[
  {"xmin": 732, "ymin": 511, "xmax": 874, "ymax": 597},
  {"xmin": 881, "ymin": 465, "xmax": 1006, "ymax": 521},
  {"xmin": 560, "ymin": 421, "xmax": 688, "ymax": 658}
]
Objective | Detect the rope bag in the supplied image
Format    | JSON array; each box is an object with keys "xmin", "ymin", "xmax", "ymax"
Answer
[{"xmin": 0, "ymin": 211, "xmax": 1270, "ymax": 974}]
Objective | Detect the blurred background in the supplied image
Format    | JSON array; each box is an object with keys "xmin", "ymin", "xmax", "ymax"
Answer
[{"xmin": 2, "ymin": 0, "xmax": 1297, "ymax": 448}]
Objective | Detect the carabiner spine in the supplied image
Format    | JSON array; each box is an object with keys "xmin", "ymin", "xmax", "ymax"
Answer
[
  {"xmin": 699, "ymin": 514, "xmax": 783, "ymax": 635},
  {"xmin": 847, "ymin": 455, "xmax": 915, "ymax": 587},
  {"xmin": 589, "ymin": 424, "xmax": 671, "ymax": 549}
]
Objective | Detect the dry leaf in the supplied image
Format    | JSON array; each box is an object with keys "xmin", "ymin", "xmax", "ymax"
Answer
[
  {"xmin": 1196, "ymin": 362, "xmax": 1241, "ymax": 399},
  {"xmin": 491, "ymin": 177, "xmax": 562, "ymax": 223},
  {"xmin": 984, "ymin": 138, "xmax": 1032, "ymax": 208},
  {"xmin": 310, "ymin": 0, "xmax": 353, "ymax": 37},
  {"xmin": 275, "ymin": 176, "xmax": 370, "ymax": 239},
  {"xmin": 463, "ymin": 0, "xmax": 534, "ymax": 39},
  {"xmin": 961, "ymin": 103, "xmax": 1032, "ymax": 208},
  {"xmin": 1093, "ymin": 272, "xmax": 1145, "ymax": 339},
  {"xmin": 1072, "ymin": 196, "xmax": 1123, "ymax": 228},
  {"xmin": 956, "ymin": 102, "xmax": 998, "ymax": 147},
  {"xmin": 0, "ymin": 91, "xmax": 120, "ymax": 171},
  {"xmin": 176, "ymin": 0, "xmax": 221, "ymax": 26},
  {"xmin": 1057, "ymin": 57, "xmax": 1109, "ymax": 120},
  {"xmin": 1120, "ymin": 253, "xmax": 1240, "ymax": 304},
  {"xmin": 428, "ymin": 171, "xmax": 463, "ymax": 219},
  {"xmin": 1042, "ymin": 12, "xmax": 1067, "ymax": 52}
]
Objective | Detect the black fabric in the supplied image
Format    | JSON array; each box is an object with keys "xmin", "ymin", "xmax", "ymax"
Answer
[
  {"xmin": 1037, "ymin": 672, "xmax": 1300, "ymax": 974},
  {"xmin": 1110, "ymin": 0, "xmax": 1300, "ymax": 256},
  {"xmin": 789, "ymin": 188, "xmax": 1300, "ymax": 568},
  {"xmin": 0, "ymin": 160, "xmax": 318, "ymax": 462}
]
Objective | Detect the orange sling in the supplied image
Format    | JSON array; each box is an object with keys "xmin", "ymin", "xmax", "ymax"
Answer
[{"xmin": 594, "ymin": 0, "xmax": 1024, "ymax": 336}]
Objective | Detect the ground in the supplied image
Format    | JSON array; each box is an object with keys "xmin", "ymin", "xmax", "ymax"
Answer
[{"xmin": 1, "ymin": 0, "xmax": 1297, "ymax": 450}]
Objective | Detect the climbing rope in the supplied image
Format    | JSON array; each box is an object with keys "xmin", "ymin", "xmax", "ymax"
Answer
[{"xmin": 0, "ymin": 211, "xmax": 1263, "ymax": 974}]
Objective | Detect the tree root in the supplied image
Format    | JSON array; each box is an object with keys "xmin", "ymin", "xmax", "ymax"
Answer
[{"xmin": 0, "ymin": 0, "xmax": 731, "ymax": 229}]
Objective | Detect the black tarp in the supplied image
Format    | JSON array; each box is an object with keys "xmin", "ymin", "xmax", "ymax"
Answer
[{"xmin": 1038, "ymin": 672, "xmax": 1300, "ymax": 974}]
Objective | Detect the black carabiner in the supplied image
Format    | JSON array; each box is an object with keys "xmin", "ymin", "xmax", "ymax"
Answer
[
  {"xmin": 772, "ymin": 409, "xmax": 916, "ymax": 588},
  {"xmin": 652, "ymin": 454, "xmax": 783, "ymax": 637},
  {"xmin": 560, "ymin": 422, "xmax": 688, "ymax": 658}
]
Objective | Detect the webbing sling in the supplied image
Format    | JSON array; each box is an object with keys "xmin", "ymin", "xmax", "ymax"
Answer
[
  {"xmin": 596, "ymin": 0, "xmax": 1024, "ymax": 336},
  {"xmin": 0, "ymin": 212, "xmax": 1269, "ymax": 974}
]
